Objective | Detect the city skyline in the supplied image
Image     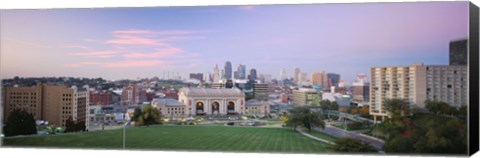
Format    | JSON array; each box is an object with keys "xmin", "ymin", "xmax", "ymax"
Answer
[{"xmin": 0, "ymin": 2, "xmax": 468, "ymax": 82}]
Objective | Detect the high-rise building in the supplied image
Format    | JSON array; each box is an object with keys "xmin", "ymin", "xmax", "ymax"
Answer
[
  {"xmin": 299, "ymin": 72, "xmax": 308, "ymax": 84},
  {"xmin": 292, "ymin": 88, "xmax": 322, "ymax": 106},
  {"xmin": 311, "ymin": 71, "xmax": 328, "ymax": 87},
  {"xmin": 234, "ymin": 71, "xmax": 239, "ymax": 79},
  {"xmin": 221, "ymin": 69, "xmax": 225, "ymax": 80},
  {"xmin": 425, "ymin": 65, "xmax": 467, "ymax": 108},
  {"xmin": 449, "ymin": 38, "xmax": 468, "ymax": 66},
  {"xmin": 204, "ymin": 72, "xmax": 212, "ymax": 83},
  {"xmin": 213, "ymin": 65, "xmax": 220, "ymax": 83},
  {"xmin": 369, "ymin": 63, "xmax": 467, "ymax": 122},
  {"xmin": 3, "ymin": 83, "xmax": 43, "ymax": 121},
  {"xmin": 352, "ymin": 74, "xmax": 369, "ymax": 103},
  {"xmin": 76, "ymin": 90, "xmax": 89, "ymax": 126},
  {"xmin": 280, "ymin": 68, "xmax": 287, "ymax": 80},
  {"xmin": 259, "ymin": 74, "xmax": 272, "ymax": 84},
  {"xmin": 370, "ymin": 64, "xmax": 426, "ymax": 121},
  {"xmin": 253, "ymin": 83, "xmax": 269, "ymax": 101},
  {"xmin": 248, "ymin": 69, "xmax": 257, "ymax": 80},
  {"xmin": 327, "ymin": 73, "xmax": 341, "ymax": 87},
  {"xmin": 3, "ymin": 83, "xmax": 89, "ymax": 127},
  {"xmin": 237, "ymin": 64, "xmax": 246, "ymax": 79},
  {"xmin": 224, "ymin": 61, "xmax": 233, "ymax": 80},
  {"xmin": 189, "ymin": 73, "xmax": 203, "ymax": 82},
  {"xmin": 121, "ymin": 83, "xmax": 147, "ymax": 106},
  {"xmin": 294, "ymin": 68, "xmax": 301, "ymax": 84}
]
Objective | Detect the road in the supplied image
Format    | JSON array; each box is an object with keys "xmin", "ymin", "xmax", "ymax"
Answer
[{"xmin": 314, "ymin": 125, "xmax": 385, "ymax": 150}]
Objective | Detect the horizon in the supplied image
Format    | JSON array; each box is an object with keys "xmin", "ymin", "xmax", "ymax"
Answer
[{"xmin": 0, "ymin": 2, "xmax": 469, "ymax": 82}]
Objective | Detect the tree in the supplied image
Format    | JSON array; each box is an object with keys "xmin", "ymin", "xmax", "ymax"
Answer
[
  {"xmin": 134, "ymin": 105, "xmax": 162, "ymax": 126},
  {"xmin": 286, "ymin": 107, "xmax": 325, "ymax": 132},
  {"xmin": 425, "ymin": 100, "xmax": 457, "ymax": 116},
  {"xmin": 76, "ymin": 121, "xmax": 86, "ymax": 131},
  {"xmin": 64, "ymin": 117, "xmax": 86, "ymax": 133},
  {"xmin": 458, "ymin": 105, "xmax": 467, "ymax": 117},
  {"xmin": 3, "ymin": 109, "xmax": 37, "ymax": 136},
  {"xmin": 279, "ymin": 112, "xmax": 289, "ymax": 126},
  {"xmin": 331, "ymin": 138, "xmax": 377, "ymax": 153},
  {"xmin": 131, "ymin": 108, "xmax": 142, "ymax": 121},
  {"xmin": 320, "ymin": 100, "xmax": 339, "ymax": 111},
  {"xmin": 350, "ymin": 108, "xmax": 359, "ymax": 115},
  {"xmin": 359, "ymin": 106, "xmax": 370, "ymax": 117},
  {"xmin": 339, "ymin": 107, "xmax": 348, "ymax": 113},
  {"xmin": 384, "ymin": 98, "xmax": 410, "ymax": 117},
  {"xmin": 64, "ymin": 117, "xmax": 76, "ymax": 133},
  {"xmin": 376, "ymin": 112, "xmax": 467, "ymax": 154}
]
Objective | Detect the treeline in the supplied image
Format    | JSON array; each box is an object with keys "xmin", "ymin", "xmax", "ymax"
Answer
[{"xmin": 373, "ymin": 99, "xmax": 467, "ymax": 154}]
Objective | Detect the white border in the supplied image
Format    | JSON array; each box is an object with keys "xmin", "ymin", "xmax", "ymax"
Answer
[
  {"xmin": 0, "ymin": 0, "xmax": 477, "ymax": 9},
  {"xmin": 0, "ymin": 0, "xmax": 478, "ymax": 158}
]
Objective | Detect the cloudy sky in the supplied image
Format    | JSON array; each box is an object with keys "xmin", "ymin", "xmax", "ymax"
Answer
[{"xmin": 0, "ymin": 2, "xmax": 469, "ymax": 82}]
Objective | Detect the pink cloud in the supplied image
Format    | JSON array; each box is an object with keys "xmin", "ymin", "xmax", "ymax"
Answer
[
  {"xmin": 104, "ymin": 29, "xmax": 208, "ymax": 46},
  {"xmin": 64, "ymin": 29, "xmax": 206, "ymax": 68},
  {"xmin": 83, "ymin": 38, "xmax": 100, "ymax": 42},
  {"xmin": 112, "ymin": 29, "xmax": 195, "ymax": 36},
  {"xmin": 63, "ymin": 44, "xmax": 90, "ymax": 50},
  {"xmin": 5, "ymin": 38, "xmax": 51, "ymax": 48},
  {"xmin": 70, "ymin": 51, "xmax": 119, "ymax": 58},
  {"xmin": 106, "ymin": 35, "xmax": 165, "ymax": 46},
  {"xmin": 64, "ymin": 64, "xmax": 82, "ymax": 68},
  {"xmin": 102, "ymin": 60, "xmax": 165, "ymax": 68},
  {"xmin": 64, "ymin": 60, "xmax": 167, "ymax": 68},
  {"xmin": 239, "ymin": 6, "xmax": 256, "ymax": 11},
  {"xmin": 123, "ymin": 47, "xmax": 183, "ymax": 59},
  {"xmin": 160, "ymin": 36, "xmax": 207, "ymax": 42}
]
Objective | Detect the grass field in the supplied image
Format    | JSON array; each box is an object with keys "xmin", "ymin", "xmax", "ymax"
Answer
[{"xmin": 4, "ymin": 125, "xmax": 333, "ymax": 153}]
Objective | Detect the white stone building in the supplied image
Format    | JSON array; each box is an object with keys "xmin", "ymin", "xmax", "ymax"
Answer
[{"xmin": 178, "ymin": 87, "xmax": 245, "ymax": 116}]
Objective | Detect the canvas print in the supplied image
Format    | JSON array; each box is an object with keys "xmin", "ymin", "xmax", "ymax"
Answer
[{"xmin": 0, "ymin": 1, "xmax": 475, "ymax": 156}]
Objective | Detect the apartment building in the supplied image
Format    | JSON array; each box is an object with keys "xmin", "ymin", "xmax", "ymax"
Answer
[
  {"xmin": 3, "ymin": 83, "xmax": 89, "ymax": 127},
  {"xmin": 370, "ymin": 63, "xmax": 467, "ymax": 122}
]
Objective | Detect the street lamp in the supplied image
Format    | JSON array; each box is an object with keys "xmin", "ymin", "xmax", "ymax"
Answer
[
  {"xmin": 343, "ymin": 118, "xmax": 347, "ymax": 137},
  {"xmin": 123, "ymin": 122, "xmax": 127, "ymax": 150},
  {"xmin": 123, "ymin": 112, "xmax": 130, "ymax": 150}
]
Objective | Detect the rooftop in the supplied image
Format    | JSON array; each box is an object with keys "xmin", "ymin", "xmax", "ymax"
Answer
[
  {"xmin": 152, "ymin": 98, "xmax": 185, "ymax": 107},
  {"xmin": 179, "ymin": 87, "xmax": 245, "ymax": 98}
]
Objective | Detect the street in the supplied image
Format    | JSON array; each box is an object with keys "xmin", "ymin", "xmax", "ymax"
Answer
[{"xmin": 314, "ymin": 125, "xmax": 385, "ymax": 150}]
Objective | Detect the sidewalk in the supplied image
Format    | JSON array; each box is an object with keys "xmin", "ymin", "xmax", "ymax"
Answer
[{"xmin": 296, "ymin": 128, "xmax": 335, "ymax": 145}]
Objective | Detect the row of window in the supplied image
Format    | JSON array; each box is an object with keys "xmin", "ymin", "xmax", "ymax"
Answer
[{"xmin": 9, "ymin": 92, "xmax": 37, "ymax": 96}]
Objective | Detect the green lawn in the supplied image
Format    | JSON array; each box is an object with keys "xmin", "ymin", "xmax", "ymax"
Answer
[{"xmin": 4, "ymin": 125, "xmax": 332, "ymax": 153}]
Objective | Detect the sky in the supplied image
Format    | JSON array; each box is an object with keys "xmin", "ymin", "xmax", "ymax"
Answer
[{"xmin": 0, "ymin": 2, "xmax": 469, "ymax": 82}]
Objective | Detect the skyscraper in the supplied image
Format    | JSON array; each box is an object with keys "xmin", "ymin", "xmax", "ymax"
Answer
[
  {"xmin": 370, "ymin": 64, "xmax": 426, "ymax": 122},
  {"xmin": 224, "ymin": 61, "xmax": 232, "ymax": 80},
  {"xmin": 311, "ymin": 71, "xmax": 328, "ymax": 87},
  {"xmin": 327, "ymin": 73, "xmax": 341, "ymax": 87},
  {"xmin": 369, "ymin": 63, "xmax": 467, "ymax": 122},
  {"xmin": 280, "ymin": 68, "xmax": 287, "ymax": 80},
  {"xmin": 294, "ymin": 68, "xmax": 301, "ymax": 84},
  {"xmin": 213, "ymin": 64, "xmax": 220, "ymax": 83},
  {"xmin": 352, "ymin": 73, "xmax": 369, "ymax": 103},
  {"xmin": 449, "ymin": 38, "xmax": 468, "ymax": 66},
  {"xmin": 299, "ymin": 72, "xmax": 308, "ymax": 84},
  {"xmin": 189, "ymin": 73, "xmax": 203, "ymax": 82},
  {"xmin": 239, "ymin": 64, "xmax": 246, "ymax": 79},
  {"xmin": 248, "ymin": 69, "xmax": 257, "ymax": 80},
  {"xmin": 234, "ymin": 64, "xmax": 246, "ymax": 79}
]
